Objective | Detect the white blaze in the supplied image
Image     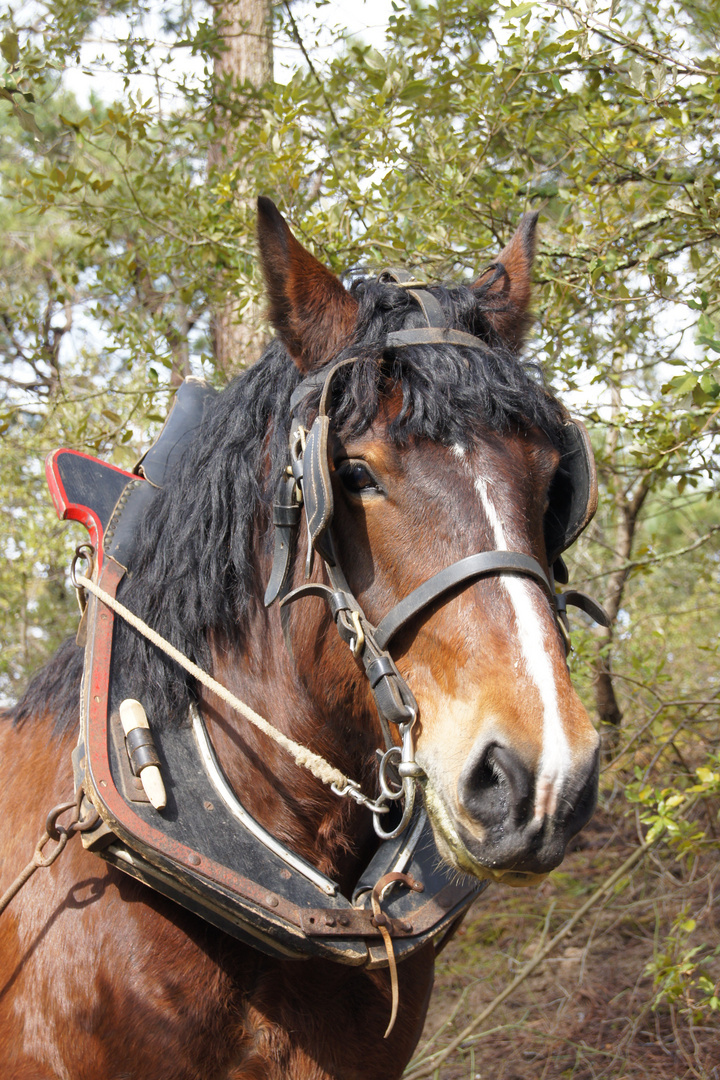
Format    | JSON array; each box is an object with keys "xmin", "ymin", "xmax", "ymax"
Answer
[{"xmin": 474, "ymin": 475, "xmax": 570, "ymax": 819}]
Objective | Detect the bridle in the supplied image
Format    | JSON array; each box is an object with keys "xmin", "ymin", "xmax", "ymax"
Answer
[{"xmin": 265, "ymin": 270, "xmax": 608, "ymax": 840}]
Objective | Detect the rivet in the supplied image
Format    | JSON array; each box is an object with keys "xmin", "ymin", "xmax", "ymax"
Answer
[
  {"xmin": 266, "ymin": 895, "xmax": 279, "ymax": 908},
  {"xmin": 280, "ymin": 869, "xmax": 292, "ymax": 880},
  {"xmin": 187, "ymin": 854, "xmax": 201, "ymax": 866},
  {"xmin": 324, "ymin": 915, "xmax": 336, "ymax": 927},
  {"xmin": 338, "ymin": 914, "xmax": 349, "ymax": 927}
]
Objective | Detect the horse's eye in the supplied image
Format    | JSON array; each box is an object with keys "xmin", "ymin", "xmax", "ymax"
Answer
[{"xmin": 338, "ymin": 461, "xmax": 380, "ymax": 494}]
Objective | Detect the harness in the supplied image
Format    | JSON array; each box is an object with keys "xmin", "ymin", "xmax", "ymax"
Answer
[{"xmin": 41, "ymin": 273, "xmax": 608, "ymax": 976}]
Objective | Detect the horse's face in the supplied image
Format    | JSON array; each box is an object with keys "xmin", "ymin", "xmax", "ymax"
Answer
[
  {"xmin": 257, "ymin": 197, "xmax": 599, "ymax": 885},
  {"xmin": 330, "ymin": 422, "xmax": 599, "ymax": 885}
]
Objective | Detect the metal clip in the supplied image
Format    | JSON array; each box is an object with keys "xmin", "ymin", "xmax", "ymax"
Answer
[
  {"xmin": 329, "ymin": 711, "xmax": 424, "ymax": 839},
  {"xmin": 398, "ymin": 718, "xmax": 424, "ymax": 779},
  {"xmin": 331, "ymin": 778, "xmax": 389, "ymax": 814}
]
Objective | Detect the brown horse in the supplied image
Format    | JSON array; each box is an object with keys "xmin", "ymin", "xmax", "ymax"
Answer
[{"xmin": 0, "ymin": 199, "xmax": 600, "ymax": 1079}]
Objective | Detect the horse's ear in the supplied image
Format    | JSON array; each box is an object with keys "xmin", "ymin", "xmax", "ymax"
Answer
[
  {"xmin": 471, "ymin": 212, "xmax": 538, "ymax": 352},
  {"xmin": 257, "ymin": 197, "xmax": 358, "ymax": 373}
]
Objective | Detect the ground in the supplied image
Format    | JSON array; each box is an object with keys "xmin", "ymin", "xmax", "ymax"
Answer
[{"xmin": 407, "ymin": 806, "xmax": 720, "ymax": 1080}]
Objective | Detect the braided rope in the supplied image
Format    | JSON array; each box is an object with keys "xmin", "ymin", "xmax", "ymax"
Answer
[{"xmin": 75, "ymin": 573, "xmax": 352, "ymax": 793}]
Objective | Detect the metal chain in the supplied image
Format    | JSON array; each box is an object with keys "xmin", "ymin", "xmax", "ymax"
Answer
[{"xmin": 0, "ymin": 789, "xmax": 99, "ymax": 917}]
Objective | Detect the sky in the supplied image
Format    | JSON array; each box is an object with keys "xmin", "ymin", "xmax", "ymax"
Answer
[{"xmin": 61, "ymin": 0, "xmax": 392, "ymax": 107}]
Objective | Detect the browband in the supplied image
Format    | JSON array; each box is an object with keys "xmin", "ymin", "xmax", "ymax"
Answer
[
  {"xmin": 385, "ymin": 328, "xmax": 488, "ymax": 350},
  {"xmin": 287, "ymin": 270, "xmax": 490, "ymax": 421},
  {"xmin": 288, "ymin": 328, "xmax": 488, "ymax": 419}
]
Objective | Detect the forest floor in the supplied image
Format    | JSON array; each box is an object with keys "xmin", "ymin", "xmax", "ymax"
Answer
[{"xmin": 406, "ymin": 802, "xmax": 720, "ymax": 1080}]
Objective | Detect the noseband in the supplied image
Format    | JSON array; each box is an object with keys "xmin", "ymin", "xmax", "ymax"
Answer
[{"xmin": 265, "ymin": 271, "xmax": 608, "ymax": 839}]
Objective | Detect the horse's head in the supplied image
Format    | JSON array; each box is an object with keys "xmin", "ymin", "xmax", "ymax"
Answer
[{"xmin": 256, "ymin": 198, "xmax": 599, "ymax": 887}]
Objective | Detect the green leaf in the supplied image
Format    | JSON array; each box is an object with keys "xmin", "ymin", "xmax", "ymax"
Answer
[
  {"xmin": 662, "ymin": 373, "xmax": 698, "ymax": 396},
  {"xmin": 628, "ymin": 58, "xmax": 647, "ymax": 92},
  {"xmin": 11, "ymin": 101, "xmax": 42, "ymax": 137},
  {"xmin": 363, "ymin": 49, "xmax": 386, "ymax": 71},
  {"xmin": 0, "ymin": 31, "xmax": 19, "ymax": 65},
  {"xmin": 504, "ymin": 2, "xmax": 535, "ymax": 20},
  {"xmin": 399, "ymin": 80, "xmax": 429, "ymax": 103}
]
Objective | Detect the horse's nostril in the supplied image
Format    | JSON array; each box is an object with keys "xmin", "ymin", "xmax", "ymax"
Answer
[
  {"xmin": 476, "ymin": 752, "xmax": 503, "ymax": 790},
  {"xmin": 459, "ymin": 743, "xmax": 533, "ymax": 830}
]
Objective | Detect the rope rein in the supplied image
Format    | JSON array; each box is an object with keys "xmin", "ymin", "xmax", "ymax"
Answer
[{"xmin": 74, "ymin": 572, "xmax": 368, "ymax": 799}]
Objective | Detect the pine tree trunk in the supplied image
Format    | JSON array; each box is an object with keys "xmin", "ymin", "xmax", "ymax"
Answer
[{"xmin": 210, "ymin": 0, "xmax": 273, "ymax": 376}]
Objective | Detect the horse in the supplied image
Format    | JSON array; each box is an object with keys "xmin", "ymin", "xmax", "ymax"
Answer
[{"xmin": 0, "ymin": 197, "xmax": 601, "ymax": 1080}]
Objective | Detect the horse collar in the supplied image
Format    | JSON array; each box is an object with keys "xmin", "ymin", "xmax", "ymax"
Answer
[{"xmin": 47, "ymin": 379, "xmax": 486, "ymax": 967}]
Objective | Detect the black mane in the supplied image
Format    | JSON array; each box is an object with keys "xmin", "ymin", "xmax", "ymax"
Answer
[{"xmin": 13, "ymin": 275, "xmax": 566, "ymax": 732}]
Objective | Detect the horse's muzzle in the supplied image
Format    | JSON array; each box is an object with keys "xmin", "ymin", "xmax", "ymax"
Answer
[{"xmin": 452, "ymin": 742, "xmax": 600, "ymax": 877}]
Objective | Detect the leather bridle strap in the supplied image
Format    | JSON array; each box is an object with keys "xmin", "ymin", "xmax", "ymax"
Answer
[
  {"xmin": 288, "ymin": 259, "xmax": 492, "ymax": 420},
  {"xmin": 385, "ymin": 328, "xmax": 489, "ymax": 350},
  {"xmin": 281, "ymin": 549, "xmax": 420, "ymax": 743},
  {"xmin": 378, "ymin": 267, "xmax": 446, "ymax": 329},
  {"xmin": 373, "ymin": 551, "xmax": 554, "ymax": 650},
  {"xmin": 281, "ymin": 551, "xmax": 557, "ymax": 739}
]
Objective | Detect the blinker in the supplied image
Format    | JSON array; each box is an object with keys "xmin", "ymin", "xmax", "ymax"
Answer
[
  {"xmin": 301, "ymin": 412, "xmax": 335, "ymax": 566},
  {"xmin": 544, "ymin": 420, "xmax": 599, "ymax": 569}
]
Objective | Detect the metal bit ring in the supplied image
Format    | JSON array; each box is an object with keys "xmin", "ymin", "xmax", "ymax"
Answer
[{"xmin": 70, "ymin": 543, "xmax": 95, "ymax": 589}]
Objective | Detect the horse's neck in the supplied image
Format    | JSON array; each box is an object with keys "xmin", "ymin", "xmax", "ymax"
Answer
[{"xmin": 201, "ymin": 618, "xmax": 380, "ymax": 891}]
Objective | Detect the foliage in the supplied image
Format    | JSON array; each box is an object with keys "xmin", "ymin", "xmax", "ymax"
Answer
[
  {"xmin": 625, "ymin": 756, "xmax": 720, "ymax": 1025},
  {"xmin": 645, "ymin": 914, "xmax": 720, "ymax": 1020}
]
